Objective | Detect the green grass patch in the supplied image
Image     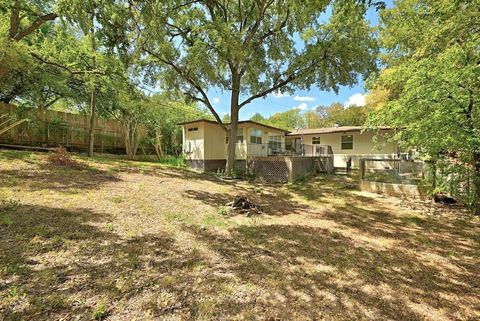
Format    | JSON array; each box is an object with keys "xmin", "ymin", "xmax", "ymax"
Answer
[
  {"xmin": 201, "ymin": 213, "xmax": 230, "ymax": 229},
  {"xmin": 0, "ymin": 150, "xmax": 36, "ymax": 160},
  {"xmin": 92, "ymin": 303, "xmax": 109, "ymax": 320},
  {"xmin": 136, "ymin": 155, "xmax": 186, "ymax": 168}
]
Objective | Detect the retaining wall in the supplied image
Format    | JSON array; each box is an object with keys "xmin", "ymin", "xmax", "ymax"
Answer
[{"xmin": 359, "ymin": 180, "xmax": 427, "ymax": 199}]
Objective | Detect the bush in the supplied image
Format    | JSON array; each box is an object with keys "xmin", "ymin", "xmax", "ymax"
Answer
[
  {"xmin": 230, "ymin": 166, "xmax": 240, "ymax": 179},
  {"xmin": 427, "ymin": 159, "xmax": 477, "ymax": 211},
  {"xmin": 92, "ymin": 303, "xmax": 108, "ymax": 320}
]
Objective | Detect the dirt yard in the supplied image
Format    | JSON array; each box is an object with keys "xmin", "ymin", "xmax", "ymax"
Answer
[{"xmin": 1, "ymin": 150, "xmax": 479, "ymax": 321}]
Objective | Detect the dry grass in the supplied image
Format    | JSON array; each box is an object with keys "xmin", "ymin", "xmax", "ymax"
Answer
[{"xmin": 0, "ymin": 150, "xmax": 479, "ymax": 321}]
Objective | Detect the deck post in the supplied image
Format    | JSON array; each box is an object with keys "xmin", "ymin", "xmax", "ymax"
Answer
[{"xmin": 360, "ymin": 158, "xmax": 366, "ymax": 180}]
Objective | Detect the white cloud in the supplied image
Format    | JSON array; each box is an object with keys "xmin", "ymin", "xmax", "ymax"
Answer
[
  {"xmin": 344, "ymin": 93, "xmax": 366, "ymax": 107},
  {"xmin": 213, "ymin": 97, "xmax": 220, "ymax": 104},
  {"xmin": 221, "ymin": 112, "xmax": 228, "ymax": 115},
  {"xmin": 294, "ymin": 103, "xmax": 308, "ymax": 110},
  {"xmin": 272, "ymin": 91, "xmax": 289, "ymax": 98},
  {"xmin": 294, "ymin": 95, "xmax": 315, "ymax": 102}
]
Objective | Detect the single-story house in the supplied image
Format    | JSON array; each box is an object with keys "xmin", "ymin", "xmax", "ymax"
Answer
[
  {"xmin": 285, "ymin": 126, "xmax": 398, "ymax": 168},
  {"xmin": 178, "ymin": 119, "xmax": 398, "ymax": 172},
  {"xmin": 178, "ymin": 119, "xmax": 289, "ymax": 172}
]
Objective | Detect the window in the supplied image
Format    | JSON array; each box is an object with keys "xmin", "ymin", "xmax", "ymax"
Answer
[
  {"xmin": 312, "ymin": 136, "xmax": 321, "ymax": 144},
  {"xmin": 269, "ymin": 135, "xmax": 282, "ymax": 150},
  {"xmin": 188, "ymin": 127, "xmax": 198, "ymax": 132},
  {"xmin": 226, "ymin": 128, "xmax": 244, "ymax": 144},
  {"xmin": 341, "ymin": 135, "xmax": 353, "ymax": 150},
  {"xmin": 250, "ymin": 128, "xmax": 262, "ymax": 144},
  {"xmin": 285, "ymin": 141, "xmax": 292, "ymax": 151}
]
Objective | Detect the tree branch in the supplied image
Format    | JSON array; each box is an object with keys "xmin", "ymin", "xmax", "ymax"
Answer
[
  {"xmin": 9, "ymin": 1, "xmax": 20, "ymax": 39},
  {"xmin": 144, "ymin": 48, "xmax": 225, "ymax": 126},
  {"xmin": 239, "ymin": 74, "xmax": 296, "ymax": 109},
  {"xmin": 31, "ymin": 53, "xmax": 107, "ymax": 76},
  {"xmin": 44, "ymin": 96, "xmax": 61, "ymax": 108},
  {"xmin": 239, "ymin": 60, "xmax": 318, "ymax": 109},
  {"xmin": 242, "ymin": 0, "xmax": 275, "ymax": 47},
  {"xmin": 239, "ymin": 8, "xmax": 290, "ymax": 76},
  {"xmin": 12, "ymin": 13, "xmax": 58, "ymax": 41}
]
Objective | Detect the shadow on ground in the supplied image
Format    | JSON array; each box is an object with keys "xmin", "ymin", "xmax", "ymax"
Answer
[
  {"xmin": 183, "ymin": 187, "xmax": 312, "ymax": 216},
  {"xmin": 0, "ymin": 162, "xmax": 122, "ymax": 193},
  {"xmin": 1, "ymin": 152, "xmax": 479, "ymax": 320},
  {"xmin": 0, "ymin": 204, "xmax": 261, "ymax": 320},
  {"xmin": 185, "ymin": 215, "xmax": 480, "ymax": 320}
]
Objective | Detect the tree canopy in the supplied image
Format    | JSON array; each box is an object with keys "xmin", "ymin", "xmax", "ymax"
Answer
[
  {"xmin": 0, "ymin": 0, "xmax": 207, "ymax": 159},
  {"xmin": 368, "ymin": 0, "xmax": 480, "ymax": 213},
  {"xmin": 249, "ymin": 101, "xmax": 372, "ymax": 130},
  {"xmin": 130, "ymin": 0, "xmax": 380, "ymax": 174}
]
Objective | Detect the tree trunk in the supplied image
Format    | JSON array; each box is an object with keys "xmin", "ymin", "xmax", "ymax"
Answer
[
  {"xmin": 87, "ymin": 21, "xmax": 96, "ymax": 157},
  {"xmin": 431, "ymin": 159, "xmax": 437, "ymax": 190},
  {"xmin": 153, "ymin": 129, "xmax": 164, "ymax": 160},
  {"xmin": 225, "ymin": 76, "xmax": 240, "ymax": 176},
  {"xmin": 123, "ymin": 120, "xmax": 131, "ymax": 158},
  {"xmin": 473, "ymin": 152, "xmax": 480, "ymax": 215},
  {"xmin": 9, "ymin": 1, "xmax": 20, "ymax": 39},
  {"xmin": 87, "ymin": 88, "xmax": 97, "ymax": 156},
  {"xmin": 39, "ymin": 106, "xmax": 48, "ymax": 145},
  {"xmin": 123, "ymin": 119, "xmax": 143, "ymax": 160}
]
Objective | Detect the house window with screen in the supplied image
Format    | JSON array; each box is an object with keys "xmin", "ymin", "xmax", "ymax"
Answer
[
  {"xmin": 250, "ymin": 128, "xmax": 262, "ymax": 144},
  {"xmin": 312, "ymin": 136, "xmax": 321, "ymax": 144},
  {"xmin": 188, "ymin": 127, "xmax": 198, "ymax": 132},
  {"xmin": 341, "ymin": 135, "xmax": 353, "ymax": 150},
  {"xmin": 269, "ymin": 135, "xmax": 282, "ymax": 151},
  {"xmin": 225, "ymin": 128, "xmax": 244, "ymax": 144}
]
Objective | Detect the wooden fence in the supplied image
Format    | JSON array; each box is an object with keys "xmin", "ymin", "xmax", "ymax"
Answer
[{"xmin": 0, "ymin": 103, "xmax": 125, "ymax": 153}]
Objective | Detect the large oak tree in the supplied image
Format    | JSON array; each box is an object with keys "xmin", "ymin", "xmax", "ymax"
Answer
[{"xmin": 130, "ymin": 0, "xmax": 380, "ymax": 175}]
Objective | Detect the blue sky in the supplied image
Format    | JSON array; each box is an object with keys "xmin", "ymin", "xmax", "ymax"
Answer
[{"xmin": 207, "ymin": 1, "xmax": 393, "ymax": 120}]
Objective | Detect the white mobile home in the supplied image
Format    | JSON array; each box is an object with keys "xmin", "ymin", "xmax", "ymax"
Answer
[{"xmin": 285, "ymin": 126, "xmax": 398, "ymax": 168}]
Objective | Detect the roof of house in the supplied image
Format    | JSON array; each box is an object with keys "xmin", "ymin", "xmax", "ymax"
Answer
[
  {"xmin": 286, "ymin": 126, "xmax": 391, "ymax": 136},
  {"xmin": 177, "ymin": 119, "xmax": 290, "ymax": 133}
]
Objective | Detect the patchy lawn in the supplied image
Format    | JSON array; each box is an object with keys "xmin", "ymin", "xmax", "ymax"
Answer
[{"xmin": 0, "ymin": 150, "xmax": 479, "ymax": 321}]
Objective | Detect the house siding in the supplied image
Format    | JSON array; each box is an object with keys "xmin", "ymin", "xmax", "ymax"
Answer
[
  {"xmin": 186, "ymin": 159, "xmax": 247, "ymax": 173},
  {"xmin": 183, "ymin": 121, "xmax": 286, "ymax": 162},
  {"xmin": 245, "ymin": 126, "xmax": 286, "ymax": 157},
  {"xmin": 204, "ymin": 122, "xmax": 227, "ymax": 160},
  {"xmin": 183, "ymin": 123, "xmax": 205, "ymax": 160},
  {"xmin": 287, "ymin": 130, "xmax": 397, "ymax": 168}
]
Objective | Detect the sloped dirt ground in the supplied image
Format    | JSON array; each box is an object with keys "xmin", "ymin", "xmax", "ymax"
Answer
[{"xmin": 0, "ymin": 150, "xmax": 479, "ymax": 321}]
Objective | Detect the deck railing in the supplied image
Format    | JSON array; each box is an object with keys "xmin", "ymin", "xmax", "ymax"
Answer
[{"xmin": 247, "ymin": 143, "xmax": 332, "ymax": 157}]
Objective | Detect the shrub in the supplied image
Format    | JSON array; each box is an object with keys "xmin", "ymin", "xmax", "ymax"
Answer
[
  {"xmin": 92, "ymin": 303, "xmax": 108, "ymax": 320},
  {"xmin": 156, "ymin": 155, "xmax": 186, "ymax": 167},
  {"xmin": 230, "ymin": 166, "xmax": 240, "ymax": 179}
]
